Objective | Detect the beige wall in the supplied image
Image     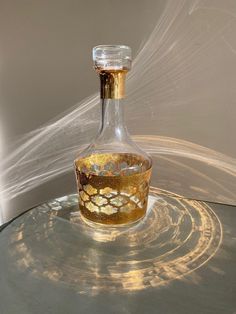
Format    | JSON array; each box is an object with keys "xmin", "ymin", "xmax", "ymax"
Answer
[{"xmin": 1, "ymin": 0, "xmax": 236, "ymax": 224}]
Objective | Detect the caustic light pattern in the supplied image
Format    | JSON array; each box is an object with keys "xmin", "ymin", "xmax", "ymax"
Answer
[{"xmin": 1, "ymin": 188, "xmax": 222, "ymax": 294}]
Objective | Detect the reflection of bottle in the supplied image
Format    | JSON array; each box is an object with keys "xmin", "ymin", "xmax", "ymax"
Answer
[{"xmin": 74, "ymin": 45, "xmax": 152, "ymax": 225}]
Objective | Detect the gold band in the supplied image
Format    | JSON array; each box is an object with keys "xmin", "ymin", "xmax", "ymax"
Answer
[{"xmin": 99, "ymin": 69, "xmax": 127, "ymax": 99}]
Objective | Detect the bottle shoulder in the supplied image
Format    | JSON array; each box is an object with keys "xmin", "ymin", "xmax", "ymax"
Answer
[{"xmin": 75, "ymin": 137, "xmax": 152, "ymax": 174}]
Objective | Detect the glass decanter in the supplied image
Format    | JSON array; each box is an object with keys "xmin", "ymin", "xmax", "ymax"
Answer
[{"xmin": 74, "ymin": 45, "xmax": 152, "ymax": 225}]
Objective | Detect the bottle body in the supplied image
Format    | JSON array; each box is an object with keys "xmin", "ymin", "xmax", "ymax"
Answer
[
  {"xmin": 74, "ymin": 45, "xmax": 152, "ymax": 225},
  {"xmin": 75, "ymin": 152, "xmax": 151, "ymax": 225}
]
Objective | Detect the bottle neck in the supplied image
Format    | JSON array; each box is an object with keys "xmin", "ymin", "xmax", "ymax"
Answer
[
  {"xmin": 96, "ymin": 68, "xmax": 129, "ymax": 142},
  {"xmin": 98, "ymin": 69, "xmax": 127, "ymax": 99},
  {"xmin": 98, "ymin": 98, "xmax": 127, "ymax": 141}
]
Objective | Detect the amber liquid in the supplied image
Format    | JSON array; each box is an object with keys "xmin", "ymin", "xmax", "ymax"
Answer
[
  {"xmin": 75, "ymin": 153, "xmax": 152, "ymax": 225},
  {"xmin": 79, "ymin": 176, "xmax": 148, "ymax": 225}
]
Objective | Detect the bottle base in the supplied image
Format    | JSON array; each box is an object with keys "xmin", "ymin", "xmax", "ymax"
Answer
[{"xmin": 79, "ymin": 210, "xmax": 146, "ymax": 228}]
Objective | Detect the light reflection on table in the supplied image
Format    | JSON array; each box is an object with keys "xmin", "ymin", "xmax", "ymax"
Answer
[{"xmin": 4, "ymin": 187, "xmax": 222, "ymax": 295}]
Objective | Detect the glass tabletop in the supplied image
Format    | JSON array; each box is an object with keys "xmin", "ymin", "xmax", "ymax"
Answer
[{"xmin": 0, "ymin": 187, "xmax": 235, "ymax": 314}]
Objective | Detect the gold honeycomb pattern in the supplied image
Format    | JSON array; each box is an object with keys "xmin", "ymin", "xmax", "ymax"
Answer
[{"xmin": 74, "ymin": 153, "xmax": 152, "ymax": 225}]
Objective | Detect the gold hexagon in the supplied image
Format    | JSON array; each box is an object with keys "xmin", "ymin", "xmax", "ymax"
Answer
[
  {"xmin": 80, "ymin": 191, "xmax": 89, "ymax": 202},
  {"xmin": 84, "ymin": 185, "xmax": 97, "ymax": 196},
  {"xmin": 91, "ymin": 195, "xmax": 108, "ymax": 206},
  {"xmin": 119, "ymin": 206, "xmax": 132, "ymax": 214},
  {"xmin": 99, "ymin": 187, "xmax": 114, "ymax": 197},
  {"xmin": 86, "ymin": 202, "xmax": 99, "ymax": 213},
  {"xmin": 110, "ymin": 196, "xmax": 126, "ymax": 207},
  {"xmin": 100, "ymin": 205, "xmax": 118, "ymax": 215},
  {"xmin": 130, "ymin": 195, "xmax": 141, "ymax": 205}
]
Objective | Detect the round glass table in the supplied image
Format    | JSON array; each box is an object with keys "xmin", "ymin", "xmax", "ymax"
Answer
[{"xmin": 0, "ymin": 188, "xmax": 235, "ymax": 314}]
